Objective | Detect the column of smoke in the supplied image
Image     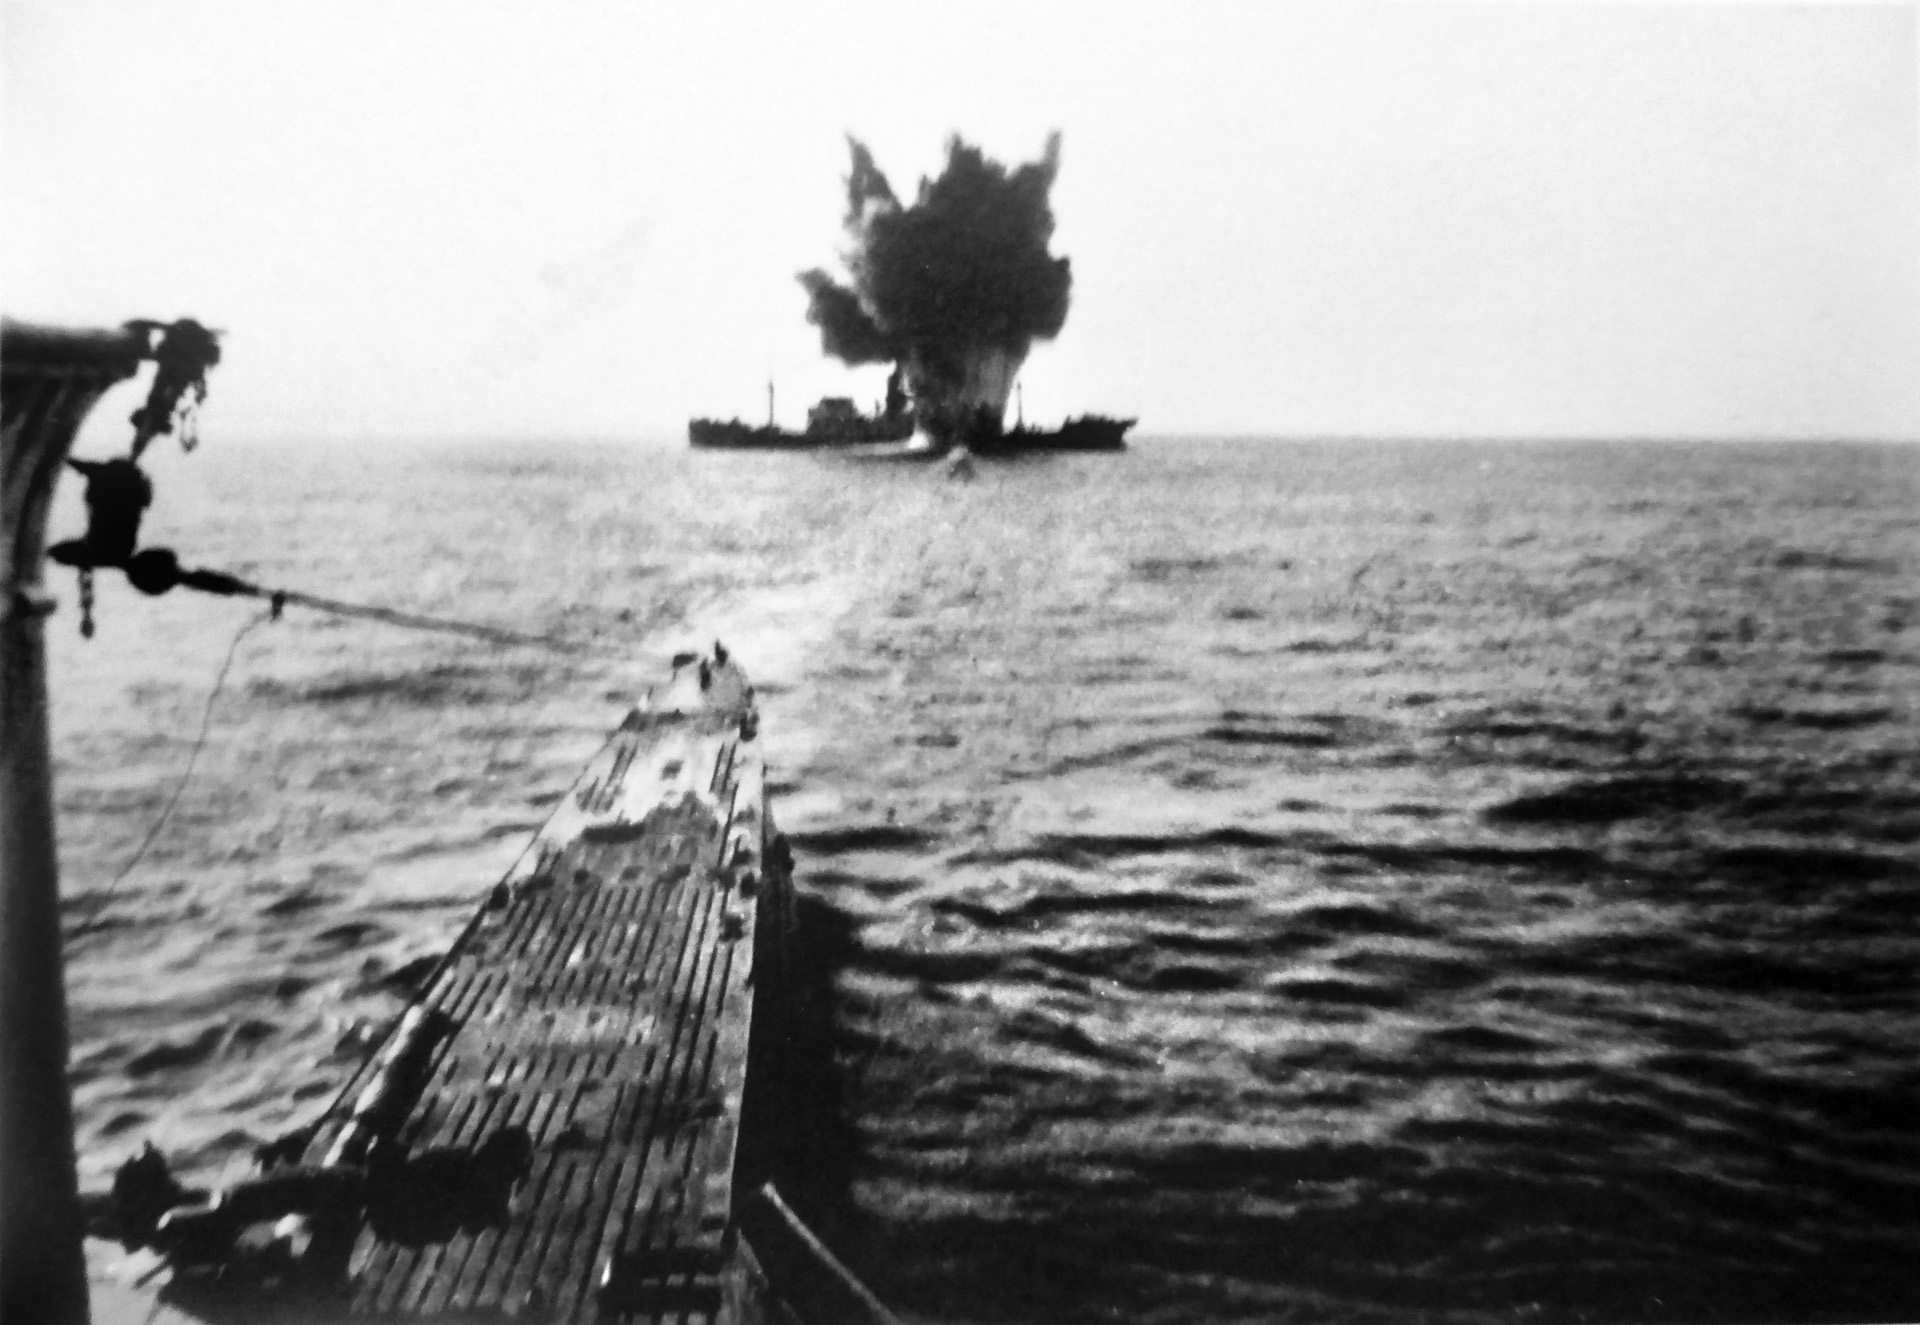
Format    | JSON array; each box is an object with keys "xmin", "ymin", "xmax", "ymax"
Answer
[{"xmin": 799, "ymin": 134, "xmax": 1071, "ymax": 446}]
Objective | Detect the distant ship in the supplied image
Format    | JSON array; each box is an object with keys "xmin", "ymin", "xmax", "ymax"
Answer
[
  {"xmin": 689, "ymin": 376, "xmax": 912, "ymax": 450},
  {"xmin": 690, "ymin": 378, "xmax": 1133, "ymax": 455}
]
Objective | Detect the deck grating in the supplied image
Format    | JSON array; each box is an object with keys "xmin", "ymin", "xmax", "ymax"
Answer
[{"xmin": 290, "ymin": 695, "xmax": 770, "ymax": 1324}]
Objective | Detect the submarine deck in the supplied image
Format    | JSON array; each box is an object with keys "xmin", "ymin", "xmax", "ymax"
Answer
[{"xmin": 285, "ymin": 659, "xmax": 787, "ymax": 1324}]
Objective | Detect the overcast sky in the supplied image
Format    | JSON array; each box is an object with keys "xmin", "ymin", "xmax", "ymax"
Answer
[{"xmin": 4, "ymin": 1, "xmax": 1916, "ymax": 442}]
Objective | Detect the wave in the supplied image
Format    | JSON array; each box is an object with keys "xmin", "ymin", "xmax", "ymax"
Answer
[
  {"xmin": 1325, "ymin": 839, "xmax": 1608, "ymax": 874},
  {"xmin": 250, "ymin": 661, "xmax": 547, "ymax": 708},
  {"xmin": 1282, "ymin": 902, "xmax": 1440, "ymax": 940},
  {"xmin": 1035, "ymin": 733, "xmax": 1210, "ymax": 778},
  {"xmin": 1002, "ymin": 1008, "xmax": 1159, "ymax": 1068},
  {"xmin": 122, "ymin": 1017, "xmax": 279, "ymax": 1078},
  {"xmin": 1264, "ymin": 976, "xmax": 1408, "ymax": 1009},
  {"xmin": 1442, "ymin": 716, "xmax": 1627, "ymax": 747},
  {"xmin": 1774, "ymin": 549, "xmax": 1900, "ymax": 574},
  {"xmin": 1140, "ymin": 963, "xmax": 1243, "ymax": 993},
  {"xmin": 1707, "ymin": 843, "xmax": 1914, "ymax": 884},
  {"xmin": 1129, "ymin": 555, "xmax": 1228, "ymax": 581},
  {"xmin": 1207, "ymin": 710, "xmax": 1390, "ymax": 750},
  {"xmin": 788, "ymin": 824, "xmax": 940, "ymax": 854},
  {"xmin": 1421, "ymin": 1024, "xmax": 1550, "ymax": 1055},
  {"xmin": 952, "ymin": 826, "xmax": 1295, "ymax": 866},
  {"xmin": 313, "ymin": 918, "xmax": 391, "ymax": 948},
  {"xmin": 258, "ymin": 889, "xmax": 330, "ymax": 918},
  {"xmin": 1202, "ymin": 724, "xmax": 1340, "ymax": 748},
  {"xmin": 850, "ymin": 944, "xmax": 1008, "ymax": 984},
  {"xmin": 1734, "ymin": 703, "xmax": 1893, "ymax": 731},
  {"xmin": 930, "ymin": 888, "xmax": 1204, "ymax": 927},
  {"xmin": 1485, "ymin": 774, "xmax": 1738, "ymax": 824},
  {"xmin": 1280, "ymin": 636, "xmax": 1373, "ymax": 654}
]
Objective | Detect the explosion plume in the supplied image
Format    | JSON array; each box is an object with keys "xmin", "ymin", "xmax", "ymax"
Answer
[{"xmin": 799, "ymin": 134, "xmax": 1072, "ymax": 445}]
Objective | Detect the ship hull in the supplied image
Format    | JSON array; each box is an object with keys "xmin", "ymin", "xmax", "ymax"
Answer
[
  {"xmin": 690, "ymin": 413, "xmax": 1132, "ymax": 454},
  {"xmin": 688, "ymin": 420, "xmax": 816, "ymax": 450},
  {"xmin": 689, "ymin": 417, "xmax": 914, "ymax": 451},
  {"xmin": 996, "ymin": 415, "xmax": 1134, "ymax": 452}
]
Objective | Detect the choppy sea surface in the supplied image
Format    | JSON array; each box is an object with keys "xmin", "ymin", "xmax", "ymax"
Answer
[{"xmin": 50, "ymin": 436, "xmax": 1919, "ymax": 1324}]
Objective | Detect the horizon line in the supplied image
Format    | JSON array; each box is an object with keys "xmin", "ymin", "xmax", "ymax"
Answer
[{"xmin": 157, "ymin": 429, "xmax": 1920, "ymax": 448}]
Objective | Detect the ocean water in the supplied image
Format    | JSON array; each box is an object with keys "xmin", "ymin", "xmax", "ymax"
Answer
[{"xmin": 49, "ymin": 436, "xmax": 1919, "ymax": 1323}]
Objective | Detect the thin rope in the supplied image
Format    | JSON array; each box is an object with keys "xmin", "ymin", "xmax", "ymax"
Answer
[
  {"xmin": 265, "ymin": 587, "xmax": 569, "ymax": 650},
  {"xmin": 68, "ymin": 608, "xmax": 270, "ymax": 941}
]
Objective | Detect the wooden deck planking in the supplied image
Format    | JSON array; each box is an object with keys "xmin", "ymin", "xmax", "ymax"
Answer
[
  {"xmin": 604, "ymin": 877, "xmax": 731, "ymax": 1275},
  {"xmin": 443, "ymin": 1084, "xmax": 570, "ymax": 1314},
  {"xmin": 590, "ymin": 859, "xmax": 740, "ymax": 1309},
  {"xmin": 279, "ymin": 659, "xmax": 776, "ymax": 1323},
  {"xmin": 547, "ymin": 882, "xmax": 725, "ymax": 1307},
  {"xmin": 402, "ymin": 1086, "xmax": 536, "ymax": 1313}
]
